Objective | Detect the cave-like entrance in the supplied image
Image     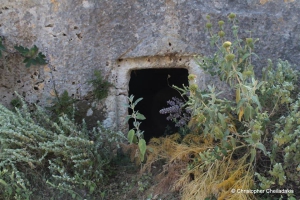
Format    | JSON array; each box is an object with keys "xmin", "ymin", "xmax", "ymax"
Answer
[{"xmin": 128, "ymin": 68, "xmax": 189, "ymax": 142}]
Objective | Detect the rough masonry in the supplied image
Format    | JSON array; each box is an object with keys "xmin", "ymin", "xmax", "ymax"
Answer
[{"xmin": 0, "ymin": 0, "xmax": 300, "ymax": 131}]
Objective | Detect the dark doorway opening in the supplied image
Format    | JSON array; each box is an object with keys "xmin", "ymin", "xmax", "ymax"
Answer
[{"xmin": 128, "ymin": 68, "xmax": 189, "ymax": 142}]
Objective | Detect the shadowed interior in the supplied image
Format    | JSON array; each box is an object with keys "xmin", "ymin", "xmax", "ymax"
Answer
[{"xmin": 128, "ymin": 68, "xmax": 189, "ymax": 142}]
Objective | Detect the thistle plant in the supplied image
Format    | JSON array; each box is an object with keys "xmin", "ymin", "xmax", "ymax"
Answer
[
  {"xmin": 125, "ymin": 95, "xmax": 147, "ymax": 162},
  {"xmin": 160, "ymin": 13, "xmax": 300, "ymax": 199}
]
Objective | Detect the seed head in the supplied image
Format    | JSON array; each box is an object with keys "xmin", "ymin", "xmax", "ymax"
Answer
[
  {"xmin": 228, "ymin": 13, "xmax": 236, "ymax": 20},
  {"xmin": 251, "ymin": 131, "xmax": 261, "ymax": 142},
  {"xmin": 218, "ymin": 31, "xmax": 225, "ymax": 38},
  {"xmin": 206, "ymin": 15, "xmax": 211, "ymax": 20},
  {"xmin": 188, "ymin": 74, "xmax": 197, "ymax": 81},
  {"xmin": 225, "ymin": 54, "xmax": 235, "ymax": 62},
  {"xmin": 246, "ymin": 38, "xmax": 253, "ymax": 44},
  {"xmin": 206, "ymin": 23, "xmax": 212, "ymax": 29},
  {"xmin": 189, "ymin": 84, "xmax": 198, "ymax": 91},
  {"xmin": 222, "ymin": 41, "xmax": 232, "ymax": 49},
  {"xmin": 218, "ymin": 20, "xmax": 225, "ymax": 26},
  {"xmin": 253, "ymin": 123, "xmax": 261, "ymax": 131}
]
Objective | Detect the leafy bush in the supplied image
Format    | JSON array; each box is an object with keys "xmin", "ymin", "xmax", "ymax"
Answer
[
  {"xmin": 47, "ymin": 90, "xmax": 77, "ymax": 120},
  {"xmin": 0, "ymin": 94, "xmax": 125, "ymax": 199},
  {"xmin": 88, "ymin": 70, "xmax": 112, "ymax": 101},
  {"xmin": 14, "ymin": 45, "xmax": 47, "ymax": 68},
  {"xmin": 143, "ymin": 13, "xmax": 299, "ymax": 200},
  {"xmin": 0, "ymin": 37, "xmax": 46, "ymax": 68},
  {"xmin": 10, "ymin": 98, "xmax": 22, "ymax": 109}
]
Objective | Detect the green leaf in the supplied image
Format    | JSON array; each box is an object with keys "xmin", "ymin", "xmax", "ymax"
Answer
[
  {"xmin": 128, "ymin": 94, "xmax": 134, "ymax": 102},
  {"xmin": 236, "ymin": 98, "xmax": 247, "ymax": 111},
  {"xmin": 133, "ymin": 135, "xmax": 138, "ymax": 144},
  {"xmin": 25, "ymin": 60, "xmax": 32, "ymax": 68},
  {"xmin": 240, "ymin": 53, "xmax": 251, "ymax": 62},
  {"xmin": 89, "ymin": 184, "xmax": 95, "ymax": 193},
  {"xmin": 136, "ymin": 113, "xmax": 146, "ymax": 120},
  {"xmin": 0, "ymin": 179, "xmax": 8, "ymax": 186},
  {"xmin": 230, "ymin": 137, "xmax": 236, "ymax": 148},
  {"xmin": 218, "ymin": 113, "xmax": 226, "ymax": 129},
  {"xmin": 134, "ymin": 97, "xmax": 143, "ymax": 106},
  {"xmin": 127, "ymin": 129, "xmax": 135, "ymax": 144},
  {"xmin": 221, "ymin": 148, "xmax": 228, "ymax": 156},
  {"xmin": 244, "ymin": 105, "xmax": 254, "ymax": 121},
  {"xmin": 255, "ymin": 142, "xmax": 267, "ymax": 155},
  {"xmin": 138, "ymin": 139, "xmax": 147, "ymax": 162},
  {"xmin": 245, "ymin": 137, "xmax": 254, "ymax": 145},
  {"xmin": 256, "ymin": 81, "xmax": 265, "ymax": 90},
  {"xmin": 237, "ymin": 72, "xmax": 244, "ymax": 82},
  {"xmin": 123, "ymin": 103, "xmax": 130, "ymax": 108},
  {"xmin": 23, "ymin": 57, "xmax": 30, "ymax": 64},
  {"xmin": 241, "ymin": 84, "xmax": 252, "ymax": 92},
  {"xmin": 14, "ymin": 45, "xmax": 29, "ymax": 56},
  {"xmin": 251, "ymin": 95, "xmax": 262, "ymax": 111},
  {"xmin": 14, "ymin": 45, "xmax": 47, "ymax": 67},
  {"xmin": 125, "ymin": 115, "xmax": 131, "ymax": 122},
  {"xmin": 37, "ymin": 52, "xmax": 47, "ymax": 64},
  {"xmin": 250, "ymin": 148, "xmax": 256, "ymax": 163}
]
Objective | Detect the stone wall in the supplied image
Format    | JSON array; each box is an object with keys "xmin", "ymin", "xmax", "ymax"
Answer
[{"xmin": 0, "ymin": 0, "xmax": 299, "ymax": 130}]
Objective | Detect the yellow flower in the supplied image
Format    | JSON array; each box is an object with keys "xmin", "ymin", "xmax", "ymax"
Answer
[{"xmin": 223, "ymin": 41, "xmax": 232, "ymax": 49}]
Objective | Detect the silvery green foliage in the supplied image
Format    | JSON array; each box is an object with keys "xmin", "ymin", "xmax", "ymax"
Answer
[
  {"xmin": 185, "ymin": 14, "xmax": 300, "ymax": 198},
  {"xmin": 125, "ymin": 95, "xmax": 147, "ymax": 162},
  {"xmin": 0, "ymin": 95, "xmax": 125, "ymax": 199},
  {"xmin": 159, "ymin": 97, "xmax": 191, "ymax": 127}
]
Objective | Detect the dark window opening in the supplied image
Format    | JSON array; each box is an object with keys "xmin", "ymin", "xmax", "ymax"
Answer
[{"xmin": 128, "ymin": 68, "xmax": 189, "ymax": 142}]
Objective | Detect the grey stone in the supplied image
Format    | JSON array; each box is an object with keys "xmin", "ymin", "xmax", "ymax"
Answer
[{"xmin": 0, "ymin": 0, "xmax": 299, "ymax": 131}]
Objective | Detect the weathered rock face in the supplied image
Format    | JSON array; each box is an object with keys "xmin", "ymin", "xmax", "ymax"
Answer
[{"xmin": 0, "ymin": 0, "xmax": 299, "ymax": 131}]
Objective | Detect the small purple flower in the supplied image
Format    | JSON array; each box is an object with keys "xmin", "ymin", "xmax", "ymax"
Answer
[{"xmin": 159, "ymin": 97, "xmax": 191, "ymax": 127}]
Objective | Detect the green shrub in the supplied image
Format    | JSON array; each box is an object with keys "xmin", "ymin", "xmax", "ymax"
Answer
[
  {"xmin": 10, "ymin": 98, "xmax": 22, "ymax": 109},
  {"xmin": 47, "ymin": 90, "xmax": 77, "ymax": 120},
  {"xmin": 146, "ymin": 13, "xmax": 299, "ymax": 199},
  {"xmin": 187, "ymin": 13, "xmax": 299, "ymax": 199},
  {"xmin": 0, "ymin": 94, "xmax": 125, "ymax": 199},
  {"xmin": 88, "ymin": 70, "xmax": 112, "ymax": 101}
]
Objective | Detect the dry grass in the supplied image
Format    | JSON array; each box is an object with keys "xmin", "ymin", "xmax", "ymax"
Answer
[{"xmin": 136, "ymin": 133, "xmax": 257, "ymax": 200}]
